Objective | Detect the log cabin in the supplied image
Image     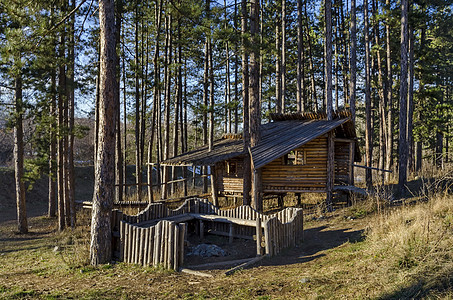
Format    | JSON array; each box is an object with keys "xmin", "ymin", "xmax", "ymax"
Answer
[{"xmin": 162, "ymin": 111, "xmax": 361, "ymax": 208}]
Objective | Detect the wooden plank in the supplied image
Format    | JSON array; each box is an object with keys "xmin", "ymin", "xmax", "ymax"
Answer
[
  {"xmin": 180, "ymin": 268, "xmax": 214, "ymax": 278},
  {"xmin": 224, "ymin": 255, "xmax": 267, "ymax": 276},
  {"xmin": 138, "ymin": 227, "xmax": 145, "ymax": 266},
  {"xmin": 169, "ymin": 223, "xmax": 175, "ymax": 270},
  {"xmin": 153, "ymin": 222, "xmax": 161, "ymax": 266},
  {"xmin": 120, "ymin": 221, "xmax": 125, "ymax": 261},
  {"xmin": 206, "ymin": 230, "xmax": 254, "ymax": 240},
  {"xmin": 178, "ymin": 223, "xmax": 186, "ymax": 268},
  {"xmin": 187, "ymin": 258, "xmax": 255, "ymax": 269},
  {"xmin": 256, "ymin": 217, "xmax": 262, "ymax": 256},
  {"xmin": 143, "ymin": 227, "xmax": 149, "ymax": 266},
  {"xmin": 264, "ymin": 220, "xmax": 271, "ymax": 256}
]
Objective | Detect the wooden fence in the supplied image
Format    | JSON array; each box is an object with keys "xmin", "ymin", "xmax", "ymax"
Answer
[
  {"xmin": 111, "ymin": 198, "xmax": 303, "ymax": 270},
  {"xmin": 119, "ymin": 220, "xmax": 185, "ymax": 270}
]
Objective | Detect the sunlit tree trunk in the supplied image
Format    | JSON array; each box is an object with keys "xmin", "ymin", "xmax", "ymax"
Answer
[
  {"xmin": 90, "ymin": 0, "xmax": 116, "ymax": 265},
  {"xmin": 242, "ymin": 0, "xmax": 251, "ymax": 205}
]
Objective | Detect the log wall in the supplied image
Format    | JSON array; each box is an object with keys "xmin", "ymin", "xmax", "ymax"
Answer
[
  {"xmin": 216, "ymin": 157, "xmax": 244, "ymax": 193},
  {"xmin": 261, "ymin": 136, "xmax": 328, "ymax": 192},
  {"xmin": 334, "ymin": 140, "xmax": 352, "ymax": 185}
]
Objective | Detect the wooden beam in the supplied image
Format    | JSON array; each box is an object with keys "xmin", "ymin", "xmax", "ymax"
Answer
[
  {"xmin": 349, "ymin": 141, "xmax": 355, "ymax": 185},
  {"xmin": 326, "ymin": 131, "xmax": 335, "ymax": 210},
  {"xmin": 224, "ymin": 255, "xmax": 267, "ymax": 275},
  {"xmin": 180, "ymin": 268, "xmax": 214, "ymax": 278},
  {"xmin": 211, "ymin": 164, "xmax": 219, "ymax": 206},
  {"xmin": 353, "ymin": 164, "xmax": 392, "ymax": 173}
]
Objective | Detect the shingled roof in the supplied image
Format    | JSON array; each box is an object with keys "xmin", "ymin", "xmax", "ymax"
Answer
[{"xmin": 162, "ymin": 112, "xmax": 359, "ymax": 168}]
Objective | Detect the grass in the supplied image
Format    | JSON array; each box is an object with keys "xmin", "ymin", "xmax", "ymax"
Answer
[{"xmin": 2, "ymin": 170, "xmax": 453, "ymax": 298}]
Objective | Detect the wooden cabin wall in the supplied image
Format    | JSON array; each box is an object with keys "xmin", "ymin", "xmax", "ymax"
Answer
[
  {"xmin": 261, "ymin": 136, "xmax": 328, "ymax": 193},
  {"xmin": 216, "ymin": 157, "xmax": 245, "ymax": 193},
  {"xmin": 334, "ymin": 140, "xmax": 352, "ymax": 185}
]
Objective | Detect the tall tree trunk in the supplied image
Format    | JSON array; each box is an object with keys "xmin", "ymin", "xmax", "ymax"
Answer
[
  {"xmin": 48, "ymin": 50, "xmax": 57, "ymax": 218},
  {"xmin": 385, "ymin": 0, "xmax": 393, "ymax": 181},
  {"xmin": 349, "ymin": 0, "xmax": 356, "ymax": 123},
  {"xmin": 14, "ymin": 74, "xmax": 27, "ymax": 234},
  {"xmin": 281, "ymin": 0, "xmax": 286, "ymax": 113},
  {"xmin": 57, "ymin": 25, "xmax": 67, "ymax": 231},
  {"xmin": 372, "ymin": 0, "xmax": 386, "ymax": 184},
  {"xmin": 67, "ymin": 0, "xmax": 76, "ymax": 228},
  {"xmin": 234, "ymin": 0, "xmax": 239, "ymax": 133},
  {"xmin": 297, "ymin": 0, "xmax": 304, "ymax": 112},
  {"xmin": 152, "ymin": 0, "xmax": 163, "ymax": 200},
  {"xmin": 407, "ymin": 25, "xmax": 415, "ymax": 174},
  {"xmin": 325, "ymin": 0, "xmax": 334, "ymax": 209},
  {"xmin": 340, "ymin": 1, "xmax": 349, "ymax": 105},
  {"xmin": 364, "ymin": 0, "xmax": 373, "ymax": 190},
  {"xmin": 398, "ymin": 0, "xmax": 409, "ymax": 194},
  {"xmin": 305, "ymin": 2, "xmax": 317, "ymax": 112},
  {"xmin": 207, "ymin": 0, "xmax": 214, "ymax": 152},
  {"xmin": 334, "ymin": 2, "xmax": 339, "ymax": 111},
  {"xmin": 275, "ymin": 7, "xmax": 281, "ymax": 114},
  {"xmin": 162, "ymin": 13, "xmax": 172, "ymax": 199},
  {"xmin": 134, "ymin": 0, "xmax": 142, "ymax": 202},
  {"xmin": 250, "ymin": 0, "xmax": 261, "ymax": 211},
  {"xmin": 242, "ymin": 0, "xmax": 251, "ymax": 206},
  {"xmin": 115, "ymin": 0, "xmax": 123, "ymax": 203},
  {"xmin": 90, "ymin": 0, "xmax": 116, "ymax": 265}
]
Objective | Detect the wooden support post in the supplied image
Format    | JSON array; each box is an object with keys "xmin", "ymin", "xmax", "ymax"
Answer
[
  {"xmin": 251, "ymin": 168, "xmax": 263, "ymax": 212},
  {"xmin": 210, "ymin": 164, "xmax": 219, "ymax": 207},
  {"xmin": 199, "ymin": 220, "xmax": 204, "ymax": 240},
  {"xmin": 229, "ymin": 223, "xmax": 234, "ymax": 244},
  {"xmin": 349, "ymin": 140, "xmax": 355, "ymax": 186},
  {"xmin": 119, "ymin": 221, "xmax": 125, "ymax": 261},
  {"xmin": 296, "ymin": 193, "xmax": 301, "ymax": 206},
  {"xmin": 178, "ymin": 223, "xmax": 186, "ymax": 267},
  {"xmin": 326, "ymin": 131, "xmax": 335, "ymax": 210},
  {"xmin": 264, "ymin": 220, "xmax": 271, "ymax": 256},
  {"xmin": 256, "ymin": 217, "xmax": 263, "ymax": 256}
]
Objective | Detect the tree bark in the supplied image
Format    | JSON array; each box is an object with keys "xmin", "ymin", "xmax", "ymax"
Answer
[
  {"xmin": 305, "ymin": 2, "xmax": 317, "ymax": 112},
  {"xmin": 48, "ymin": 49, "xmax": 57, "ymax": 218},
  {"xmin": 90, "ymin": 0, "xmax": 116, "ymax": 265},
  {"xmin": 325, "ymin": 0, "xmax": 334, "ymax": 209},
  {"xmin": 241, "ymin": 0, "xmax": 251, "ymax": 206},
  {"xmin": 67, "ymin": 0, "xmax": 76, "ymax": 227},
  {"xmin": 14, "ymin": 74, "xmax": 27, "ymax": 234},
  {"xmin": 134, "ymin": 0, "xmax": 142, "ymax": 202},
  {"xmin": 115, "ymin": 0, "xmax": 123, "ymax": 204},
  {"xmin": 372, "ymin": 0, "xmax": 386, "ymax": 185},
  {"xmin": 297, "ymin": 0, "xmax": 304, "ymax": 112},
  {"xmin": 407, "ymin": 25, "xmax": 415, "ymax": 174},
  {"xmin": 57, "ymin": 25, "xmax": 67, "ymax": 231},
  {"xmin": 325, "ymin": 0, "xmax": 333, "ymax": 120},
  {"xmin": 385, "ymin": 0, "xmax": 393, "ymax": 181},
  {"xmin": 250, "ymin": 0, "xmax": 261, "ymax": 211},
  {"xmin": 364, "ymin": 0, "xmax": 373, "ymax": 190},
  {"xmin": 398, "ymin": 0, "xmax": 409, "ymax": 194},
  {"xmin": 281, "ymin": 0, "xmax": 286, "ymax": 113},
  {"xmin": 349, "ymin": 0, "xmax": 356, "ymax": 123}
]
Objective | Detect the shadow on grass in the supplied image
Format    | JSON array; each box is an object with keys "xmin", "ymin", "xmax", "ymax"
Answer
[
  {"xmin": 259, "ymin": 225, "xmax": 365, "ymax": 267},
  {"xmin": 378, "ymin": 274, "xmax": 453, "ymax": 299}
]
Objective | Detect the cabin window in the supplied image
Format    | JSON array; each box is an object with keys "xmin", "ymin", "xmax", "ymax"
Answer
[
  {"xmin": 283, "ymin": 150, "xmax": 305, "ymax": 165},
  {"xmin": 226, "ymin": 161, "xmax": 238, "ymax": 176}
]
